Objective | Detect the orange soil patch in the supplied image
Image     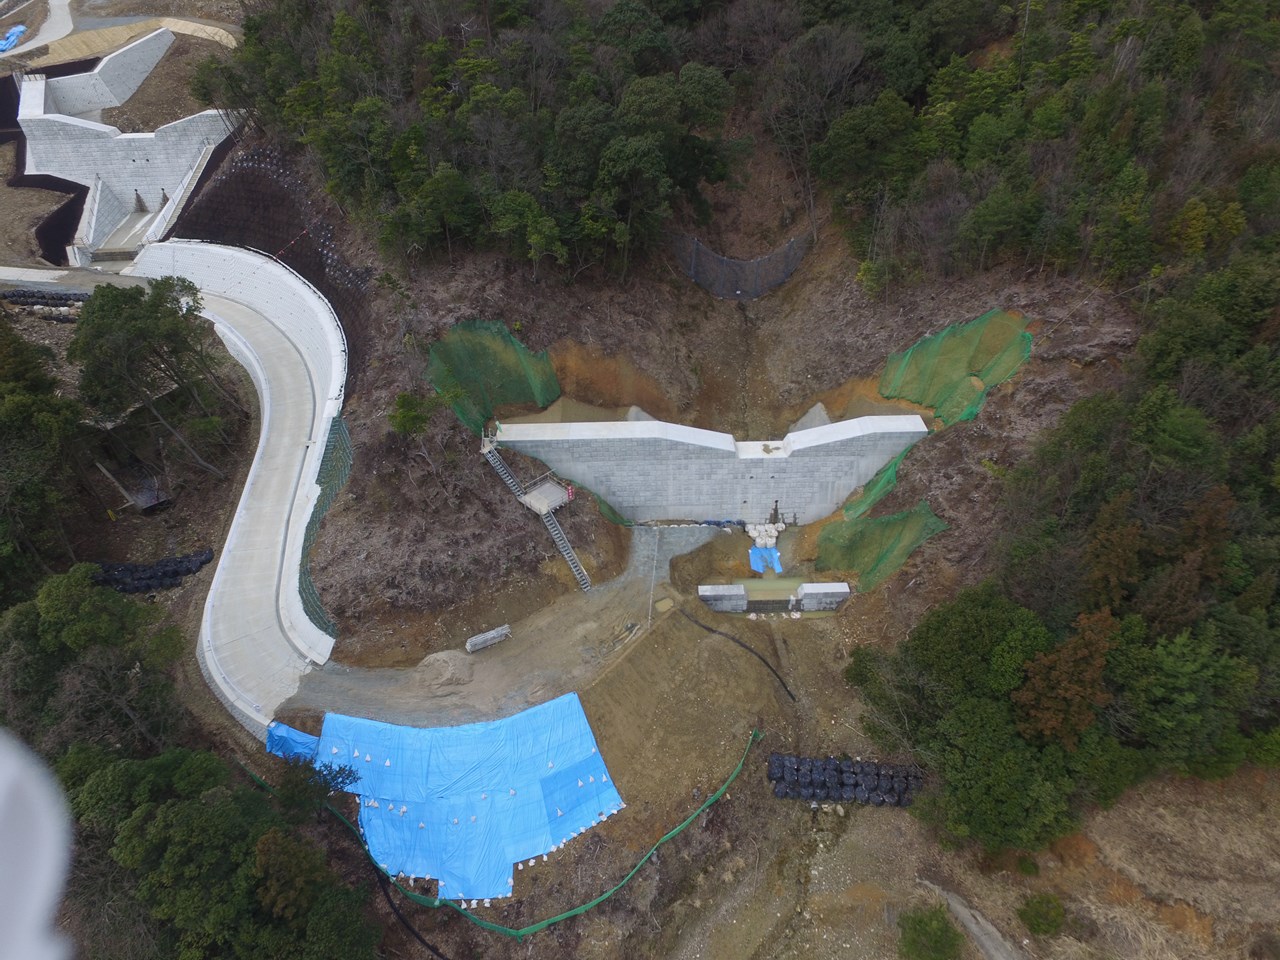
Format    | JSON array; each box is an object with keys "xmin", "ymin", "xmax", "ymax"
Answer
[
  {"xmin": 1049, "ymin": 832, "xmax": 1217, "ymax": 948},
  {"xmin": 780, "ymin": 374, "xmax": 937, "ymax": 427},
  {"xmin": 550, "ymin": 340, "xmax": 681, "ymax": 420}
]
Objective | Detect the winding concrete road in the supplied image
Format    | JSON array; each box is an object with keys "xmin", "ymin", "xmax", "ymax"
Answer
[{"xmin": 127, "ymin": 241, "xmax": 348, "ymax": 737}]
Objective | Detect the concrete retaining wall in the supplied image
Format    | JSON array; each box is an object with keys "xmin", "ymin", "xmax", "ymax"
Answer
[
  {"xmin": 496, "ymin": 416, "xmax": 927, "ymax": 524},
  {"xmin": 43, "ymin": 29, "xmax": 172, "ymax": 117},
  {"xmin": 698, "ymin": 584, "xmax": 748, "ymax": 613},
  {"xmin": 796, "ymin": 582, "xmax": 850, "ymax": 612}
]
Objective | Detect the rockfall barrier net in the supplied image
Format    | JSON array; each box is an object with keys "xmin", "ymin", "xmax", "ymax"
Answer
[
  {"xmin": 672, "ymin": 234, "xmax": 812, "ymax": 300},
  {"xmin": 428, "ymin": 320, "xmax": 560, "ymax": 435},
  {"xmin": 878, "ymin": 308, "xmax": 1032, "ymax": 425},
  {"xmin": 299, "ymin": 417, "xmax": 352, "ymax": 637}
]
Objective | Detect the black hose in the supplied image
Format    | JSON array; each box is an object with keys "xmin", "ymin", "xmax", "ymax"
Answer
[
  {"xmin": 371, "ymin": 866, "xmax": 456, "ymax": 960},
  {"xmin": 680, "ymin": 609, "xmax": 798, "ymax": 702}
]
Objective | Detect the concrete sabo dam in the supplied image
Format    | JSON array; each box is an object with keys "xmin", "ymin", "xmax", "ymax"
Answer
[{"xmin": 493, "ymin": 416, "xmax": 927, "ymax": 525}]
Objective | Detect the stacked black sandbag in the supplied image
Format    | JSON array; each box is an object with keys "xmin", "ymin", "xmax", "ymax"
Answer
[
  {"xmin": 768, "ymin": 754, "xmax": 926, "ymax": 808},
  {"xmin": 93, "ymin": 548, "xmax": 216, "ymax": 594}
]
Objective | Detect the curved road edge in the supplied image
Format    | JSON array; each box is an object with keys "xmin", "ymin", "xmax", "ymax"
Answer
[{"xmin": 128, "ymin": 240, "xmax": 348, "ymax": 738}]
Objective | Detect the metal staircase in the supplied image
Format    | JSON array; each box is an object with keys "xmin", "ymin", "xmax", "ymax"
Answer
[
  {"xmin": 542, "ymin": 512, "xmax": 592, "ymax": 591},
  {"xmin": 481, "ymin": 438, "xmax": 525, "ymax": 496},
  {"xmin": 482, "ymin": 431, "xmax": 590, "ymax": 591}
]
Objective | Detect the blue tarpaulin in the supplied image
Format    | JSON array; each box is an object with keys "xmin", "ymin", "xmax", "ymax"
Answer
[
  {"xmin": 749, "ymin": 546, "xmax": 782, "ymax": 573},
  {"xmin": 304, "ymin": 693, "xmax": 623, "ymax": 900},
  {"xmin": 266, "ymin": 721, "xmax": 320, "ymax": 761},
  {"xmin": 0, "ymin": 26, "xmax": 26, "ymax": 52}
]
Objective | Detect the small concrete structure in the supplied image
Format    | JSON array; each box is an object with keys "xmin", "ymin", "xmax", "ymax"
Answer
[
  {"xmin": 17, "ymin": 29, "xmax": 238, "ymax": 263},
  {"xmin": 494, "ymin": 415, "xmax": 927, "ymax": 525},
  {"xmin": 518, "ymin": 476, "xmax": 571, "ymax": 515},
  {"xmin": 698, "ymin": 584, "xmax": 748, "ymax": 613},
  {"xmin": 795, "ymin": 582, "xmax": 851, "ymax": 612}
]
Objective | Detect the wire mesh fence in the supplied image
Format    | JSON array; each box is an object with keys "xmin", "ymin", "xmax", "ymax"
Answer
[
  {"xmin": 299, "ymin": 417, "xmax": 353, "ymax": 637},
  {"xmin": 671, "ymin": 233, "xmax": 812, "ymax": 300}
]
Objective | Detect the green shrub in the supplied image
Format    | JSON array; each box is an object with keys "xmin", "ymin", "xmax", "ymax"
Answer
[
  {"xmin": 1247, "ymin": 728, "xmax": 1280, "ymax": 767},
  {"xmin": 1018, "ymin": 893, "xmax": 1065, "ymax": 936},
  {"xmin": 898, "ymin": 905, "xmax": 963, "ymax": 960},
  {"xmin": 1016, "ymin": 855, "xmax": 1040, "ymax": 876}
]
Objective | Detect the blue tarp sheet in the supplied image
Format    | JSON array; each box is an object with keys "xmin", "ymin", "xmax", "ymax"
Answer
[
  {"xmin": 266, "ymin": 721, "xmax": 320, "ymax": 761},
  {"xmin": 0, "ymin": 26, "xmax": 26, "ymax": 52},
  {"xmin": 312, "ymin": 693, "xmax": 623, "ymax": 900},
  {"xmin": 749, "ymin": 546, "xmax": 782, "ymax": 573}
]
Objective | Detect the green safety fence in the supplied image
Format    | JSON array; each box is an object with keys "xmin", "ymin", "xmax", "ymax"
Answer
[
  {"xmin": 261, "ymin": 728, "xmax": 764, "ymax": 942},
  {"xmin": 299, "ymin": 417, "xmax": 353, "ymax": 637},
  {"xmin": 428, "ymin": 320, "xmax": 560, "ymax": 435},
  {"xmin": 817, "ymin": 501, "xmax": 948, "ymax": 592},
  {"xmin": 879, "ymin": 308, "xmax": 1032, "ymax": 425}
]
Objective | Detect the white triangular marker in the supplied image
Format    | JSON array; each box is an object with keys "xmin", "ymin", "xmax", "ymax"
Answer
[
  {"xmin": 589, "ymin": 775, "xmax": 595, "ymax": 782},
  {"xmin": 385, "ymin": 759, "xmax": 391, "ymax": 766},
  {"xmin": 419, "ymin": 822, "xmax": 425, "ymax": 829},
  {"xmin": 577, "ymin": 779, "xmax": 584, "ymax": 787},
  {"xmin": 331, "ymin": 747, "xmax": 338, "ymax": 754},
  {"xmin": 365, "ymin": 754, "xmax": 371, "ymax": 762},
  {"xmin": 556, "ymin": 807, "xmax": 563, "ymax": 817}
]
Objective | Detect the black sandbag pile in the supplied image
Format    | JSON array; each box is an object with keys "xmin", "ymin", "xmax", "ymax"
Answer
[
  {"xmin": 1, "ymin": 289, "xmax": 90, "ymax": 320},
  {"xmin": 93, "ymin": 548, "xmax": 215, "ymax": 594},
  {"xmin": 766, "ymin": 752, "xmax": 924, "ymax": 808}
]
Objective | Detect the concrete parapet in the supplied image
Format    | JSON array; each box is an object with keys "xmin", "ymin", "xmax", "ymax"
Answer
[
  {"xmin": 496, "ymin": 415, "xmax": 927, "ymax": 524},
  {"xmin": 698, "ymin": 584, "xmax": 749, "ymax": 613}
]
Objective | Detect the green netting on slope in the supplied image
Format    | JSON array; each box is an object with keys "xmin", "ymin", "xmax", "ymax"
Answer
[
  {"xmin": 816, "ymin": 501, "xmax": 948, "ymax": 592},
  {"xmin": 427, "ymin": 320, "xmax": 560, "ymax": 435},
  {"xmin": 299, "ymin": 417, "xmax": 353, "ymax": 637},
  {"xmin": 842, "ymin": 448, "xmax": 910, "ymax": 521},
  {"xmin": 879, "ymin": 308, "xmax": 1032, "ymax": 425}
]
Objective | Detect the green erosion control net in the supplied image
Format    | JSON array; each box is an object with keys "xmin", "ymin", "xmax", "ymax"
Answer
[
  {"xmin": 842, "ymin": 448, "xmax": 909, "ymax": 521},
  {"xmin": 817, "ymin": 501, "xmax": 948, "ymax": 592},
  {"xmin": 315, "ymin": 729, "xmax": 762, "ymax": 942},
  {"xmin": 879, "ymin": 308, "xmax": 1032, "ymax": 425},
  {"xmin": 299, "ymin": 417, "xmax": 353, "ymax": 637},
  {"xmin": 428, "ymin": 320, "xmax": 560, "ymax": 435}
]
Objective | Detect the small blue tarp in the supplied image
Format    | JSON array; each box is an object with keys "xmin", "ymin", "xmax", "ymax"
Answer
[
  {"xmin": 0, "ymin": 26, "xmax": 26, "ymax": 52},
  {"xmin": 266, "ymin": 721, "xmax": 320, "ymax": 761},
  {"xmin": 749, "ymin": 546, "xmax": 782, "ymax": 573},
  {"xmin": 302, "ymin": 693, "xmax": 622, "ymax": 900}
]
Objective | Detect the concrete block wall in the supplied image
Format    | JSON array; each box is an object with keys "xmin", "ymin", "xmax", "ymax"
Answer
[
  {"xmin": 496, "ymin": 416, "xmax": 927, "ymax": 524},
  {"xmin": 43, "ymin": 29, "xmax": 173, "ymax": 117},
  {"xmin": 796, "ymin": 582, "xmax": 850, "ymax": 612},
  {"xmin": 698, "ymin": 584, "xmax": 748, "ymax": 613}
]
